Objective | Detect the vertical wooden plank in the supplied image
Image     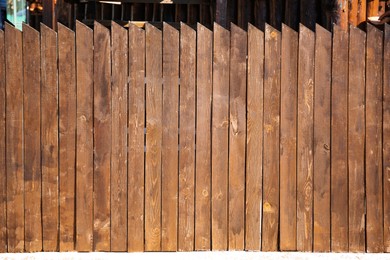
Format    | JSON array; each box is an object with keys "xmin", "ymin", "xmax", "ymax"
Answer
[
  {"xmin": 269, "ymin": 0, "xmax": 283, "ymax": 30},
  {"xmin": 212, "ymin": 22, "xmax": 229, "ymax": 251},
  {"xmin": 216, "ymin": 0, "xmax": 227, "ymax": 28},
  {"xmin": 0, "ymin": 29, "xmax": 6, "ymax": 253},
  {"xmin": 228, "ymin": 23, "xmax": 246, "ymax": 251},
  {"xmin": 279, "ymin": 23, "xmax": 298, "ymax": 252},
  {"xmin": 331, "ymin": 25, "xmax": 349, "ymax": 252},
  {"xmin": 128, "ymin": 23, "xmax": 145, "ymax": 252},
  {"xmin": 145, "ymin": 23, "xmax": 162, "ymax": 252},
  {"xmin": 367, "ymin": 0, "xmax": 379, "ymax": 16},
  {"xmin": 357, "ymin": 0, "xmax": 366, "ymax": 25},
  {"xmin": 384, "ymin": 23, "xmax": 390, "ymax": 253},
  {"xmin": 348, "ymin": 25, "xmax": 366, "ymax": 253},
  {"xmin": 110, "ymin": 21, "xmax": 128, "ymax": 252},
  {"xmin": 93, "ymin": 21, "xmax": 111, "ymax": 252},
  {"xmin": 41, "ymin": 24, "xmax": 59, "ymax": 252},
  {"xmin": 178, "ymin": 22, "xmax": 196, "ymax": 252},
  {"xmin": 43, "ymin": 0, "xmax": 56, "ymax": 28},
  {"xmin": 336, "ymin": 0, "xmax": 348, "ymax": 30},
  {"xmin": 285, "ymin": 0, "xmax": 300, "ymax": 30},
  {"xmin": 22, "ymin": 24, "xmax": 42, "ymax": 252},
  {"xmin": 245, "ymin": 23, "xmax": 264, "ymax": 252},
  {"xmin": 75, "ymin": 20, "xmax": 94, "ymax": 252},
  {"xmin": 349, "ymin": 0, "xmax": 358, "ymax": 25},
  {"xmin": 313, "ymin": 24, "xmax": 332, "ymax": 253},
  {"xmin": 366, "ymin": 23, "xmax": 384, "ymax": 253},
  {"xmin": 161, "ymin": 23, "xmax": 179, "ymax": 252},
  {"xmin": 262, "ymin": 24, "xmax": 281, "ymax": 252},
  {"xmin": 195, "ymin": 23, "xmax": 212, "ymax": 251},
  {"xmin": 300, "ymin": 0, "xmax": 316, "ymax": 30}
]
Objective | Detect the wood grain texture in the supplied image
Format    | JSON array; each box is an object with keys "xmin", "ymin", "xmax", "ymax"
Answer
[
  {"xmin": 279, "ymin": 23, "xmax": 298, "ymax": 252},
  {"xmin": 313, "ymin": 24, "xmax": 331, "ymax": 253},
  {"xmin": 357, "ymin": 0, "xmax": 366, "ymax": 24},
  {"xmin": 262, "ymin": 24, "xmax": 280, "ymax": 252},
  {"xmin": 228, "ymin": 23, "xmax": 246, "ymax": 251},
  {"xmin": 195, "ymin": 23, "xmax": 212, "ymax": 251},
  {"xmin": 22, "ymin": 24, "xmax": 42, "ymax": 252},
  {"xmin": 349, "ymin": 0, "xmax": 358, "ymax": 25},
  {"xmin": 336, "ymin": 0, "xmax": 348, "ymax": 30},
  {"xmin": 110, "ymin": 21, "xmax": 128, "ymax": 252},
  {"xmin": 348, "ymin": 25, "xmax": 366, "ymax": 253},
  {"xmin": 245, "ymin": 23, "xmax": 264, "ymax": 252},
  {"xmin": 41, "ymin": 24, "xmax": 59, "ymax": 252},
  {"xmin": 384, "ymin": 23, "xmax": 390, "ymax": 253},
  {"xmin": 367, "ymin": 0, "xmax": 379, "ymax": 16},
  {"xmin": 93, "ymin": 21, "xmax": 111, "ymax": 252},
  {"xmin": 0, "ymin": 29, "xmax": 5, "ymax": 253},
  {"xmin": 145, "ymin": 23, "xmax": 162, "ymax": 251},
  {"xmin": 365, "ymin": 23, "xmax": 384, "ymax": 253},
  {"xmin": 128, "ymin": 23, "xmax": 145, "ymax": 252},
  {"xmin": 161, "ymin": 23, "xmax": 179, "ymax": 252},
  {"xmin": 300, "ymin": 0, "xmax": 316, "ymax": 30},
  {"xmin": 75, "ymin": 20, "xmax": 94, "ymax": 252}
]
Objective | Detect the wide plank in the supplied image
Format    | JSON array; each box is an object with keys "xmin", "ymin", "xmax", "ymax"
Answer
[
  {"xmin": 0, "ymin": 28, "xmax": 5, "ymax": 253},
  {"xmin": 384, "ymin": 23, "xmax": 390, "ymax": 253}
]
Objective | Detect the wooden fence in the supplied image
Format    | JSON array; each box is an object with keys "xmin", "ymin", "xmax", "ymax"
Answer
[{"xmin": 0, "ymin": 21, "xmax": 389, "ymax": 253}]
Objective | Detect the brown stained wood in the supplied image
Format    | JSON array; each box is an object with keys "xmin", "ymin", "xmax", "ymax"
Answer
[
  {"xmin": 297, "ymin": 24, "xmax": 315, "ymax": 252},
  {"xmin": 313, "ymin": 24, "xmax": 332, "ymax": 253},
  {"xmin": 212, "ymin": 22, "xmax": 229, "ymax": 251},
  {"xmin": 128, "ymin": 23, "xmax": 145, "ymax": 252},
  {"xmin": 145, "ymin": 23, "xmax": 162, "ymax": 252},
  {"xmin": 245, "ymin": 24, "xmax": 264, "ymax": 252},
  {"xmin": 0, "ymin": 29, "xmax": 5, "ymax": 253},
  {"xmin": 269, "ymin": 0, "xmax": 283, "ymax": 30},
  {"xmin": 331, "ymin": 25, "xmax": 349, "ymax": 252},
  {"xmin": 195, "ymin": 23, "xmax": 212, "ymax": 251},
  {"xmin": 280, "ymin": 23, "xmax": 298, "ymax": 252},
  {"xmin": 367, "ymin": 0, "xmax": 379, "ymax": 16},
  {"xmin": 384, "ymin": 23, "xmax": 390, "ymax": 253},
  {"xmin": 75, "ymin": 21, "xmax": 94, "ymax": 252},
  {"xmin": 365, "ymin": 23, "xmax": 384, "ymax": 253},
  {"xmin": 178, "ymin": 23, "xmax": 196, "ymax": 252},
  {"xmin": 58, "ymin": 23, "xmax": 76, "ymax": 252},
  {"xmin": 161, "ymin": 23, "xmax": 179, "ymax": 252},
  {"xmin": 357, "ymin": 0, "xmax": 366, "ymax": 25},
  {"xmin": 285, "ymin": 0, "xmax": 300, "ymax": 30},
  {"xmin": 110, "ymin": 21, "xmax": 128, "ymax": 252},
  {"xmin": 336, "ymin": 0, "xmax": 348, "ymax": 30},
  {"xmin": 262, "ymin": 24, "xmax": 280, "ymax": 252},
  {"xmin": 348, "ymin": 25, "xmax": 366, "ymax": 253},
  {"xmin": 41, "ymin": 24, "xmax": 59, "ymax": 252},
  {"xmin": 22, "ymin": 24, "xmax": 42, "ymax": 253},
  {"xmin": 93, "ymin": 21, "xmax": 111, "ymax": 252},
  {"xmin": 349, "ymin": 0, "xmax": 358, "ymax": 25},
  {"xmin": 228, "ymin": 23, "xmax": 246, "ymax": 251}
]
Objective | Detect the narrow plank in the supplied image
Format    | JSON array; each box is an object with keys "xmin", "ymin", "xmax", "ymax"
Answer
[
  {"xmin": 0, "ymin": 29, "xmax": 5, "ymax": 253},
  {"xmin": 22, "ymin": 24, "xmax": 42, "ymax": 252},
  {"xmin": 228, "ymin": 23, "xmax": 246, "ymax": 251},
  {"xmin": 262, "ymin": 24, "xmax": 281, "ymax": 252},
  {"xmin": 313, "ymin": 24, "xmax": 332, "ymax": 253},
  {"xmin": 331, "ymin": 25, "xmax": 349, "ymax": 252},
  {"xmin": 297, "ymin": 24, "xmax": 315, "ymax": 252},
  {"xmin": 110, "ymin": 21, "xmax": 128, "ymax": 252},
  {"xmin": 75, "ymin": 20, "xmax": 94, "ymax": 252},
  {"xmin": 384, "ymin": 23, "xmax": 390, "ymax": 253},
  {"xmin": 195, "ymin": 23, "xmax": 212, "ymax": 251},
  {"xmin": 245, "ymin": 23, "xmax": 264, "ymax": 251},
  {"xmin": 145, "ymin": 23, "xmax": 162, "ymax": 252},
  {"xmin": 348, "ymin": 0, "xmax": 358, "ymax": 25},
  {"xmin": 93, "ymin": 21, "xmax": 111, "ymax": 252},
  {"xmin": 211, "ymin": 22, "xmax": 230, "ymax": 251},
  {"xmin": 348, "ymin": 25, "xmax": 366, "ymax": 253},
  {"xmin": 336, "ymin": 0, "xmax": 348, "ymax": 30},
  {"xmin": 367, "ymin": 0, "xmax": 379, "ymax": 16},
  {"xmin": 161, "ymin": 22, "xmax": 179, "ymax": 252},
  {"xmin": 357, "ymin": 0, "xmax": 366, "ymax": 25},
  {"xmin": 279, "ymin": 23, "xmax": 298, "ymax": 251},
  {"xmin": 269, "ymin": 0, "xmax": 283, "ymax": 30},
  {"xmin": 178, "ymin": 22, "xmax": 196, "ymax": 252},
  {"xmin": 365, "ymin": 23, "xmax": 384, "ymax": 253}
]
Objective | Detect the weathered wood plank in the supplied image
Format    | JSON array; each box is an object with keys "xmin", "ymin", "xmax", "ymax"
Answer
[
  {"xmin": 211, "ymin": 22, "xmax": 229, "ymax": 251},
  {"xmin": 262, "ymin": 24, "xmax": 280, "ymax": 252},
  {"xmin": 41, "ymin": 23, "xmax": 59, "ymax": 252},
  {"xmin": 280, "ymin": 23, "xmax": 298, "ymax": 252},
  {"xmin": 336, "ymin": 0, "xmax": 348, "ymax": 30},
  {"xmin": 110, "ymin": 21, "xmax": 128, "ymax": 252},
  {"xmin": 384, "ymin": 23, "xmax": 390, "ymax": 253},
  {"xmin": 0, "ymin": 28, "xmax": 5, "ymax": 253},
  {"xmin": 357, "ymin": 0, "xmax": 366, "ymax": 24},
  {"xmin": 245, "ymin": 23, "xmax": 264, "ymax": 252},
  {"xmin": 93, "ymin": 21, "xmax": 112, "ymax": 252},
  {"xmin": 22, "ymin": 24, "xmax": 42, "ymax": 252},
  {"xmin": 348, "ymin": 0, "xmax": 358, "ymax": 25},
  {"xmin": 367, "ymin": 0, "xmax": 379, "ymax": 16}
]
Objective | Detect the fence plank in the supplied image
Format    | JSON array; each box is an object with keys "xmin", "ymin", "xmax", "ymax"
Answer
[
  {"xmin": 357, "ymin": 0, "xmax": 366, "ymax": 25},
  {"xmin": 348, "ymin": 25, "xmax": 366, "ymax": 253},
  {"xmin": 145, "ymin": 23, "xmax": 162, "ymax": 251},
  {"xmin": 161, "ymin": 23, "xmax": 179, "ymax": 252},
  {"xmin": 262, "ymin": 24, "xmax": 281, "ymax": 252},
  {"xmin": 245, "ymin": 23, "xmax": 264, "ymax": 252},
  {"xmin": 212, "ymin": 22, "xmax": 229, "ymax": 251},
  {"xmin": 336, "ymin": 0, "xmax": 348, "ymax": 30},
  {"xmin": 195, "ymin": 23, "xmax": 212, "ymax": 251},
  {"xmin": 110, "ymin": 21, "xmax": 128, "ymax": 252},
  {"xmin": 367, "ymin": 0, "xmax": 379, "ymax": 16},
  {"xmin": 22, "ymin": 24, "xmax": 42, "ymax": 252},
  {"xmin": 75, "ymin": 20, "xmax": 94, "ymax": 252},
  {"xmin": 228, "ymin": 23, "xmax": 246, "ymax": 251},
  {"xmin": 313, "ymin": 24, "xmax": 331, "ymax": 252},
  {"xmin": 384, "ymin": 23, "xmax": 390, "ymax": 253},
  {"xmin": 366, "ymin": 23, "xmax": 384, "ymax": 253},
  {"xmin": 280, "ymin": 23, "xmax": 298, "ymax": 252},
  {"xmin": 41, "ymin": 24, "xmax": 59, "ymax": 252},
  {"xmin": 0, "ymin": 29, "xmax": 5, "ymax": 253},
  {"xmin": 93, "ymin": 21, "xmax": 111, "ymax": 252}
]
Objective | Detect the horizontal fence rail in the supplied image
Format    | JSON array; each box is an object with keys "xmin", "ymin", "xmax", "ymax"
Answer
[{"xmin": 0, "ymin": 21, "xmax": 389, "ymax": 253}]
